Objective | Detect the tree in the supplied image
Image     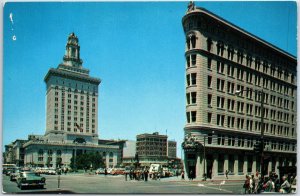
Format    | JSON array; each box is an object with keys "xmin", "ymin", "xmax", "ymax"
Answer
[{"xmin": 70, "ymin": 152, "xmax": 105, "ymax": 170}]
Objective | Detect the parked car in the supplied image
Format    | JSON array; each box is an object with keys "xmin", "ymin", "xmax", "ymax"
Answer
[
  {"xmin": 106, "ymin": 168, "xmax": 113, "ymax": 174},
  {"xmin": 47, "ymin": 169, "xmax": 57, "ymax": 175},
  {"xmin": 111, "ymin": 168, "xmax": 125, "ymax": 175},
  {"xmin": 16, "ymin": 171, "xmax": 46, "ymax": 190},
  {"xmin": 10, "ymin": 168, "xmax": 21, "ymax": 181},
  {"xmin": 95, "ymin": 168, "xmax": 105, "ymax": 175}
]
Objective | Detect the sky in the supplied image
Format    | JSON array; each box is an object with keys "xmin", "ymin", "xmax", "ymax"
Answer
[{"xmin": 2, "ymin": 1, "xmax": 297, "ymax": 158}]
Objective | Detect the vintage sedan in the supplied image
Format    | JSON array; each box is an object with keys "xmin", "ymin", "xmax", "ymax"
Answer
[
  {"xmin": 16, "ymin": 171, "xmax": 46, "ymax": 190},
  {"xmin": 10, "ymin": 168, "xmax": 21, "ymax": 181}
]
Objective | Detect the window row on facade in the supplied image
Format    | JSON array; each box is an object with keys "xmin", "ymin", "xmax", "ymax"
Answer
[
  {"xmin": 186, "ymin": 74, "xmax": 296, "ymax": 111},
  {"xmin": 186, "ymin": 111, "xmax": 295, "ymax": 138},
  {"xmin": 54, "ymin": 84, "xmax": 97, "ymax": 95},
  {"xmin": 185, "ymin": 34, "xmax": 296, "ymax": 85},
  {"xmin": 186, "ymin": 58, "xmax": 296, "ymax": 98},
  {"xmin": 54, "ymin": 89, "xmax": 96, "ymax": 133},
  {"xmin": 204, "ymin": 134, "xmax": 296, "ymax": 152}
]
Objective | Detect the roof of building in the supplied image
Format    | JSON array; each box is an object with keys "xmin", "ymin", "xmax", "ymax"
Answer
[{"xmin": 183, "ymin": 6, "xmax": 297, "ymax": 62}]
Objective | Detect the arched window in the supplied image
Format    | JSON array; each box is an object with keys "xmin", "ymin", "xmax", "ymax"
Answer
[
  {"xmin": 68, "ymin": 88, "xmax": 71, "ymax": 92},
  {"xmin": 55, "ymin": 86, "xmax": 59, "ymax": 90},
  {"xmin": 109, "ymin": 152, "xmax": 113, "ymax": 157},
  {"xmin": 57, "ymin": 150, "xmax": 62, "ymax": 156}
]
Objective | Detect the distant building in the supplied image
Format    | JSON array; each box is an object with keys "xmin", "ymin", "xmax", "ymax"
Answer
[
  {"xmin": 167, "ymin": 141, "xmax": 177, "ymax": 158},
  {"xmin": 6, "ymin": 33, "xmax": 122, "ymax": 168},
  {"xmin": 121, "ymin": 140, "xmax": 137, "ymax": 166},
  {"xmin": 135, "ymin": 132, "xmax": 168, "ymax": 166},
  {"xmin": 4, "ymin": 140, "xmax": 27, "ymax": 167}
]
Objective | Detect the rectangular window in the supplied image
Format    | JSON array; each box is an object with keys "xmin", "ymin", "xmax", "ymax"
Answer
[
  {"xmin": 186, "ymin": 93, "xmax": 190, "ymax": 105},
  {"xmin": 227, "ymin": 116, "xmax": 235, "ymax": 128},
  {"xmin": 186, "ymin": 56, "xmax": 190, "ymax": 68},
  {"xmin": 217, "ymin": 61, "xmax": 225, "ymax": 74},
  {"xmin": 246, "ymin": 72, "xmax": 252, "ymax": 83},
  {"xmin": 255, "ymin": 75, "xmax": 260, "ymax": 86},
  {"xmin": 217, "ymin": 114, "xmax": 225, "ymax": 126},
  {"xmin": 246, "ymin": 88, "xmax": 252, "ymax": 99},
  {"xmin": 207, "ymin": 58, "xmax": 212, "ymax": 70},
  {"xmin": 186, "ymin": 112, "xmax": 190, "ymax": 124},
  {"xmin": 217, "ymin": 96, "xmax": 225, "ymax": 109},
  {"xmin": 191, "ymin": 111, "xmax": 197, "ymax": 122},
  {"xmin": 217, "ymin": 79, "xmax": 225, "ymax": 92},
  {"xmin": 207, "ymin": 113, "xmax": 212, "ymax": 123},
  {"xmin": 191, "ymin": 73, "xmax": 197, "ymax": 85},
  {"xmin": 237, "ymin": 69, "xmax": 244, "ymax": 80},
  {"xmin": 191, "ymin": 54, "xmax": 196, "ymax": 66},
  {"xmin": 186, "ymin": 74, "xmax": 190, "ymax": 86},
  {"xmin": 191, "ymin": 92, "xmax": 197, "ymax": 104},
  {"xmin": 207, "ymin": 76, "xmax": 212, "ymax": 88},
  {"xmin": 227, "ymin": 99, "xmax": 235, "ymax": 111},
  {"xmin": 207, "ymin": 94, "xmax": 212, "ymax": 107},
  {"xmin": 227, "ymin": 64, "xmax": 234, "ymax": 77}
]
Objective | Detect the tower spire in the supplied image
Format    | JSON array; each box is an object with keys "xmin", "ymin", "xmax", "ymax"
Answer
[{"xmin": 63, "ymin": 32, "xmax": 83, "ymax": 67}]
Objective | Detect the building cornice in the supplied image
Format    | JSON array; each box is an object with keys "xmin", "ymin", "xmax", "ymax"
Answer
[
  {"xmin": 184, "ymin": 125, "xmax": 297, "ymax": 142},
  {"xmin": 183, "ymin": 7, "xmax": 297, "ymax": 62},
  {"xmin": 44, "ymin": 68, "xmax": 101, "ymax": 85},
  {"xmin": 23, "ymin": 140, "xmax": 119, "ymax": 149}
]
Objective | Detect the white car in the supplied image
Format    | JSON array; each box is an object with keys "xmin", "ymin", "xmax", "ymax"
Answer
[{"xmin": 47, "ymin": 169, "xmax": 57, "ymax": 175}]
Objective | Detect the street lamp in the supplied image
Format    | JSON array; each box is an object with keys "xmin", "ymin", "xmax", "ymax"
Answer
[
  {"xmin": 235, "ymin": 89, "xmax": 265, "ymax": 178},
  {"xmin": 203, "ymin": 135, "xmax": 206, "ymax": 181},
  {"xmin": 73, "ymin": 141, "xmax": 78, "ymax": 172}
]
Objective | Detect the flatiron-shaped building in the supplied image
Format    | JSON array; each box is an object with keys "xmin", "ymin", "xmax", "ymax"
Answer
[{"xmin": 182, "ymin": 2, "xmax": 297, "ymax": 179}]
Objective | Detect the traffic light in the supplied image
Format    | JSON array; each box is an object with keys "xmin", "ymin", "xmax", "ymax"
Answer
[{"xmin": 253, "ymin": 140, "xmax": 264, "ymax": 153}]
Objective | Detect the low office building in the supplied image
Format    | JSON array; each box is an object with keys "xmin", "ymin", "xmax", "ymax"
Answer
[{"xmin": 136, "ymin": 132, "xmax": 168, "ymax": 166}]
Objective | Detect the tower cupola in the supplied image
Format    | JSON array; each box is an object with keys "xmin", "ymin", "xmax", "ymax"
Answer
[{"xmin": 63, "ymin": 32, "xmax": 83, "ymax": 67}]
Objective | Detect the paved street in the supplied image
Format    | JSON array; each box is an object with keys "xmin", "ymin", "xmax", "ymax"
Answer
[{"xmin": 3, "ymin": 173, "xmax": 245, "ymax": 194}]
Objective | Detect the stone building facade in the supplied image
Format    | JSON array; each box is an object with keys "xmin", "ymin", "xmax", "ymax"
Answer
[
  {"xmin": 22, "ymin": 33, "xmax": 121, "ymax": 168},
  {"xmin": 182, "ymin": 3, "xmax": 297, "ymax": 180}
]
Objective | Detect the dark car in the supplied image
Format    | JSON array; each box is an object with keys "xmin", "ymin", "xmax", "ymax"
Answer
[
  {"xmin": 16, "ymin": 171, "xmax": 46, "ymax": 190},
  {"xmin": 10, "ymin": 168, "xmax": 21, "ymax": 181}
]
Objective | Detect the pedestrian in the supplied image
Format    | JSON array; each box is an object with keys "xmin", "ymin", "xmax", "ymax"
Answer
[
  {"xmin": 243, "ymin": 175, "xmax": 250, "ymax": 194},
  {"xmin": 264, "ymin": 177, "xmax": 275, "ymax": 192},
  {"xmin": 280, "ymin": 176, "xmax": 291, "ymax": 193},
  {"xmin": 104, "ymin": 168, "xmax": 107, "ymax": 176},
  {"xmin": 181, "ymin": 171, "xmax": 185, "ymax": 180},
  {"xmin": 144, "ymin": 170, "xmax": 148, "ymax": 182},
  {"xmin": 249, "ymin": 175, "xmax": 254, "ymax": 193},
  {"xmin": 274, "ymin": 175, "xmax": 280, "ymax": 192},
  {"xmin": 125, "ymin": 172, "xmax": 128, "ymax": 181},
  {"xmin": 250, "ymin": 174, "xmax": 255, "ymax": 193},
  {"xmin": 225, "ymin": 170, "xmax": 229, "ymax": 179},
  {"xmin": 189, "ymin": 170, "xmax": 193, "ymax": 180},
  {"xmin": 129, "ymin": 170, "xmax": 132, "ymax": 180}
]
